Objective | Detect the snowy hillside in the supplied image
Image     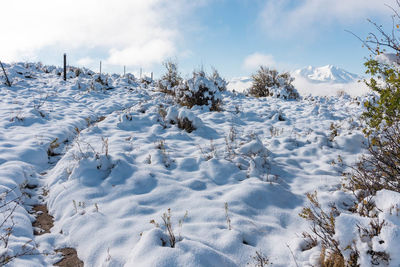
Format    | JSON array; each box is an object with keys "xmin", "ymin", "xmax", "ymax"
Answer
[
  {"xmin": 228, "ymin": 65, "xmax": 369, "ymax": 96},
  {"xmin": 0, "ymin": 62, "xmax": 398, "ymax": 267}
]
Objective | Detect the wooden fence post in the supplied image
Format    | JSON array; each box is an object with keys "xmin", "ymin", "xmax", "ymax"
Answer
[
  {"xmin": 63, "ymin": 53, "xmax": 67, "ymax": 81},
  {"xmin": 100, "ymin": 61, "xmax": 102, "ymax": 75},
  {"xmin": 124, "ymin": 66, "xmax": 126, "ymax": 77},
  {"xmin": 0, "ymin": 61, "xmax": 11, "ymax": 87}
]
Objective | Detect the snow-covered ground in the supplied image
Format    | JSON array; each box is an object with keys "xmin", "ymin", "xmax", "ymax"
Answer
[
  {"xmin": 0, "ymin": 63, "xmax": 398, "ymax": 266},
  {"xmin": 228, "ymin": 65, "xmax": 370, "ymax": 97}
]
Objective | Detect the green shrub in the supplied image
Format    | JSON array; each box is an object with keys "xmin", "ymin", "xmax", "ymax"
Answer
[
  {"xmin": 347, "ymin": 2, "xmax": 400, "ymax": 197},
  {"xmin": 300, "ymin": 4, "xmax": 400, "ymax": 266},
  {"xmin": 362, "ymin": 59, "xmax": 400, "ymax": 134}
]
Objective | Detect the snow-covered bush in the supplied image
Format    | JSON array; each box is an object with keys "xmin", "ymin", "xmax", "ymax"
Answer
[
  {"xmin": 236, "ymin": 135, "xmax": 269, "ymax": 178},
  {"xmin": 157, "ymin": 60, "xmax": 182, "ymax": 95},
  {"xmin": 300, "ymin": 188, "xmax": 399, "ymax": 266},
  {"xmin": 301, "ymin": 112, "xmax": 400, "ymax": 265},
  {"xmin": 113, "ymin": 73, "xmax": 138, "ymax": 88},
  {"xmin": 165, "ymin": 106, "xmax": 203, "ymax": 133},
  {"xmin": 210, "ymin": 68, "xmax": 227, "ymax": 92},
  {"xmin": 157, "ymin": 63, "xmax": 225, "ymax": 111},
  {"xmin": 249, "ymin": 66, "xmax": 300, "ymax": 100},
  {"xmin": 141, "ymin": 76, "xmax": 153, "ymax": 88},
  {"xmin": 299, "ymin": 192, "xmax": 355, "ymax": 266},
  {"xmin": 223, "ymin": 130, "xmax": 270, "ymax": 179},
  {"xmin": 175, "ymin": 70, "xmax": 222, "ymax": 111},
  {"xmin": 89, "ymin": 74, "xmax": 113, "ymax": 91}
]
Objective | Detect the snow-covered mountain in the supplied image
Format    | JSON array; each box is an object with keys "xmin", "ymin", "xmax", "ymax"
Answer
[
  {"xmin": 292, "ymin": 65, "xmax": 361, "ymax": 83},
  {"xmin": 227, "ymin": 65, "xmax": 367, "ymax": 96}
]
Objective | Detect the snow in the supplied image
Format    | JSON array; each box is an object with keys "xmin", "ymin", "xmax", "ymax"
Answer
[
  {"xmin": 334, "ymin": 189, "xmax": 400, "ymax": 265},
  {"xmin": 0, "ymin": 62, "xmax": 398, "ymax": 266},
  {"xmin": 375, "ymin": 53, "xmax": 400, "ymax": 66}
]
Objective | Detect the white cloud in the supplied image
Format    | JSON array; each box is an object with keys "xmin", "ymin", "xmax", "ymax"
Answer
[
  {"xmin": 77, "ymin": 57, "xmax": 95, "ymax": 67},
  {"xmin": 259, "ymin": 0, "xmax": 396, "ymax": 38},
  {"xmin": 243, "ymin": 53, "xmax": 276, "ymax": 70},
  {"xmin": 107, "ymin": 39, "xmax": 175, "ymax": 68},
  {"xmin": 0, "ymin": 0, "xmax": 203, "ymax": 67}
]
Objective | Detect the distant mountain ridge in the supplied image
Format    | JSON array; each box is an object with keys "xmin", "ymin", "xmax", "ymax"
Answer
[{"xmin": 291, "ymin": 65, "xmax": 361, "ymax": 83}]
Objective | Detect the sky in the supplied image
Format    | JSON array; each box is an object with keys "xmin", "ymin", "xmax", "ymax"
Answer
[{"xmin": 1, "ymin": 0, "xmax": 398, "ymax": 78}]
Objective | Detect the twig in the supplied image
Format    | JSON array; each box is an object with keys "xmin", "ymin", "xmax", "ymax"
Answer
[{"xmin": 286, "ymin": 244, "xmax": 299, "ymax": 267}]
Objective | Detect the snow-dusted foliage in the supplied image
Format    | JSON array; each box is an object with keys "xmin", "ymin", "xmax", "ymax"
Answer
[
  {"xmin": 175, "ymin": 70, "xmax": 223, "ymax": 111},
  {"xmin": 141, "ymin": 76, "xmax": 154, "ymax": 87},
  {"xmin": 249, "ymin": 66, "xmax": 300, "ymax": 100},
  {"xmin": 89, "ymin": 73, "xmax": 114, "ymax": 90},
  {"xmin": 157, "ymin": 60, "xmax": 182, "ymax": 95},
  {"xmin": 157, "ymin": 63, "xmax": 225, "ymax": 111},
  {"xmin": 210, "ymin": 68, "xmax": 227, "ymax": 92},
  {"xmin": 234, "ymin": 135, "xmax": 270, "ymax": 178},
  {"xmin": 333, "ymin": 190, "xmax": 399, "ymax": 266}
]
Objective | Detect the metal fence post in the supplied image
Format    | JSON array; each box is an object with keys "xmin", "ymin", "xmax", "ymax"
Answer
[{"xmin": 63, "ymin": 53, "xmax": 67, "ymax": 81}]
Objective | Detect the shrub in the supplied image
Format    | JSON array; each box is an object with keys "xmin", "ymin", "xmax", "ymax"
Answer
[
  {"xmin": 357, "ymin": 0, "xmax": 400, "ymax": 134},
  {"xmin": 300, "ymin": 4, "xmax": 400, "ymax": 266},
  {"xmin": 362, "ymin": 59, "xmax": 400, "ymax": 134},
  {"xmin": 210, "ymin": 68, "xmax": 227, "ymax": 92},
  {"xmin": 158, "ymin": 60, "xmax": 182, "ymax": 95},
  {"xmin": 150, "ymin": 209, "xmax": 188, "ymax": 248},
  {"xmin": 299, "ymin": 192, "xmax": 341, "ymax": 258},
  {"xmin": 175, "ymin": 70, "xmax": 222, "ymax": 111},
  {"xmin": 251, "ymin": 250, "xmax": 272, "ymax": 267},
  {"xmin": 155, "ymin": 139, "xmax": 173, "ymax": 168},
  {"xmin": 165, "ymin": 106, "xmax": 203, "ymax": 133},
  {"xmin": 158, "ymin": 63, "xmax": 225, "ymax": 111},
  {"xmin": 343, "ymin": 1, "xmax": 400, "ymax": 199},
  {"xmin": 299, "ymin": 192, "xmax": 359, "ymax": 267},
  {"xmin": 248, "ymin": 66, "xmax": 300, "ymax": 100},
  {"xmin": 140, "ymin": 76, "xmax": 153, "ymax": 87},
  {"xmin": 344, "ymin": 121, "xmax": 400, "ymax": 198},
  {"xmin": 89, "ymin": 74, "xmax": 113, "ymax": 91}
]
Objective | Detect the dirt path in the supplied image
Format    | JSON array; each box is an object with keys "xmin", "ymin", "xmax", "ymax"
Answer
[
  {"xmin": 27, "ymin": 104, "xmax": 142, "ymax": 266},
  {"xmin": 31, "ymin": 204, "xmax": 83, "ymax": 266},
  {"xmin": 28, "ymin": 115, "xmax": 110, "ymax": 266}
]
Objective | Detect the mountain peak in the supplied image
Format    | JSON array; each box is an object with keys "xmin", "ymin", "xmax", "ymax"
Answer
[{"xmin": 293, "ymin": 65, "xmax": 361, "ymax": 83}]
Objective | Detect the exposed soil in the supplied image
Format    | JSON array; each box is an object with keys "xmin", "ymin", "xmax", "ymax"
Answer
[
  {"xmin": 54, "ymin": 248, "xmax": 84, "ymax": 267},
  {"xmin": 32, "ymin": 205, "xmax": 84, "ymax": 266},
  {"xmin": 32, "ymin": 205, "xmax": 53, "ymax": 235}
]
